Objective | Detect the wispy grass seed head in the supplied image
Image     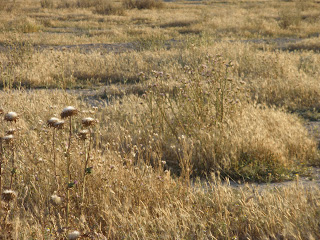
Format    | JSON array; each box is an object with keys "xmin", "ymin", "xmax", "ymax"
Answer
[{"xmin": 50, "ymin": 194, "xmax": 62, "ymax": 206}]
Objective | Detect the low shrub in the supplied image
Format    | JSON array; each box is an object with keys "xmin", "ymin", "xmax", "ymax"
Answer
[
  {"xmin": 98, "ymin": 56, "xmax": 318, "ymax": 182},
  {"xmin": 0, "ymin": 0, "xmax": 17, "ymax": 12},
  {"xmin": 123, "ymin": 0, "xmax": 164, "ymax": 10},
  {"xmin": 54, "ymin": 0, "xmax": 126, "ymax": 14},
  {"xmin": 94, "ymin": 0, "xmax": 125, "ymax": 15},
  {"xmin": 278, "ymin": 7, "xmax": 301, "ymax": 29},
  {"xmin": 40, "ymin": 0, "xmax": 54, "ymax": 8}
]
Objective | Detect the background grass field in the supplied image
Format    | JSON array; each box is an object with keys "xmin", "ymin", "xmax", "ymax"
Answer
[{"xmin": 1, "ymin": 0, "xmax": 320, "ymax": 239}]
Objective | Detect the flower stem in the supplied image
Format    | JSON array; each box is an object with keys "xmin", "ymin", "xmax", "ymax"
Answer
[
  {"xmin": 66, "ymin": 116, "xmax": 72, "ymax": 229},
  {"xmin": 52, "ymin": 128, "xmax": 58, "ymax": 188},
  {"xmin": 9, "ymin": 142, "xmax": 15, "ymax": 189},
  {"xmin": 0, "ymin": 140, "xmax": 2, "ymax": 211},
  {"xmin": 81, "ymin": 128, "xmax": 92, "ymax": 213}
]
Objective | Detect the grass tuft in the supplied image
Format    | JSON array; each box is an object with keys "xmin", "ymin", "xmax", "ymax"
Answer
[{"xmin": 123, "ymin": 0, "xmax": 164, "ymax": 10}]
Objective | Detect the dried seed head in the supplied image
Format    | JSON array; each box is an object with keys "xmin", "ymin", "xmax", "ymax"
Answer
[
  {"xmin": 78, "ymin": 129, "xmax": 89, "ymax": 140},
  {"xmin": 4, "ymin": 112, "xmax": 18, "ymax": 122},
  {"xmin": 82, "ymin": 117, "xmax": 97, "ymax": 127},
  {"xmin": 51, "ymin": 194, "xmax": 62, "ymax": 206},
  {"xmin": 47, "ymin": 117, "xmax": 60, "ymax": 127},
  {"xmin": 2, "ymin": 135, "xmax": 14, "ymax": 143},
  {"xmin": 0, "ymin": 109, "xmax": 3, "ymax": 114},
  {"xmin": 6, "ymin": 129, "xmax": 16, "ymax": 135},
  {"xmin": 67, "ymin": 230, "xmax": 81, "ymax": 240},
  {"xmin": 2, "ymin": 189, "xmax": 17, "ymax": 203},
  {"xmin": 61, "ymin": 106, "xmax": 78, "ymax": 119},
  {"xmin": 53, "ymin": 120, "xmax": 65, "ymax": 129}
]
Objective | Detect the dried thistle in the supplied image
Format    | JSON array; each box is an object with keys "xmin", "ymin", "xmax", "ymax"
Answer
[
  {"xmin": 5, "ymin": 129, "xmax": 16, "ymax": 135},
  {"xmin": 53, "ymin": 120, "xmax": 65, "ymax": 129},
  {"xmin": 4, "ymin": 112, "xmax": 18, "ymax": 122},
  {"xmin": 2, "ymin": 189, "xmax": 17, "ymax": 203},
  {"xmin": 61, "ymin": 106, "xmax": 77, "ymax": 229},
  {"xmin": 67, "ymin": 230, "xmax": 80, "ymax": 240},
  {"xmin": 47, "ymin": 117, "xmax": 60, "ymax": 127},
  {"xmin": 78, "ymin": 129, "xmax": 89, "ymax": 141},
  {"xmin": 82, "ymin": 117, "xmax": 97, "ymax": 127},
  {"xmin": 61, "ymin": 106, "xmax": 78, "ymax": 119},
  {"xmin": 2, "ymin": 135, "xmax": 14, "ymax": 144}
]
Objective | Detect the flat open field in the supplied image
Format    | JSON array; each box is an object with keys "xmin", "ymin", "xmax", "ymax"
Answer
[{"xmin": 1, "ymin": 0, "xmax": 320, "ymax": 239}]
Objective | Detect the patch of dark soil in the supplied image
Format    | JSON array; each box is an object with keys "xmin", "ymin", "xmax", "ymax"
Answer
[
  {"xmin": 37, "ymin": 42, "xmax": 139, "ymax": 53},
  {"xmin": 0, "ymin": 38, "xmax": 183, "ymax": 54},
  {"xmin": 280, "ymin": 44, "xmax": 320, "ymax": 52}
]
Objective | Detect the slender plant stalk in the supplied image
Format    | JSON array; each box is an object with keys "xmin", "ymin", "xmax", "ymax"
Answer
[
  {"xmin": 52, "ymin": 128, "xmax": 59, "ymax": 187},
  {"xmin": 66, "ymin": 116, "xmax": 72, "ymax": 229},
  {"xmin": 9, "ymin": 142, "xmax": 15, "ymax": 189},
  {"xmin": 81, "ymin": 128, "xmax": 92, "ymax": 213},
  {"xmin": 0, "ymin": 140, "xmax": 2, "ymax": 211}
]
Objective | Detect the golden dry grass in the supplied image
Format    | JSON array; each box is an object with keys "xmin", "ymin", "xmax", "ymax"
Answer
[
  {"xmin": 1, "ymin": 0, "xmax": 320, "ymax": 239},
  {"xmin": 0, "ymin": 90, "xmax": 318, "ymax": 239}
]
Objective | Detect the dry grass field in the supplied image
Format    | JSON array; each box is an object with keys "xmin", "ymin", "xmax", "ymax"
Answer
[{"xmin": 1, "ymin": 0, "xmax": 320, "ymax": 239}]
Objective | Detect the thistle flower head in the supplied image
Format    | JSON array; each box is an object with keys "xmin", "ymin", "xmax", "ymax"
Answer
[
  {"xmin": 53, "ymin": 120, "xmax": 65, "ymax": 129},
  {"xmin": 2, "ymin": 189, "xmax": 17, "ymax": 203},
  {"xmin": 47, "ymin": 117, "xmax": 60, "ymax": 127},
  {"xmin": 67, "ymin": 231, "xmax": 80, "ymax": 240},
  {"xmin": 78, "ymin": 129, "xmax": 89, "ymax": 140},
  {"xmin": 50, "ymin": 194, "xmax": 62, "ymax": 206},
  {"xmin": 6, "ymin": 129, "xmax": 16, "ymax": 135},
  {"xmin": 2, "ymin": 135, "xmax": 14, "ymax": 144},
  {"xmin": 61, "ymin": 106, "xmax": 78, "ymax": 119},
  {"xmin": 82, "ymin": 117, "xmax": 97, "ymax": 127},
  {"xmin": 4, "ymin": 112, "xmax": 18, "ymax": 122}
]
